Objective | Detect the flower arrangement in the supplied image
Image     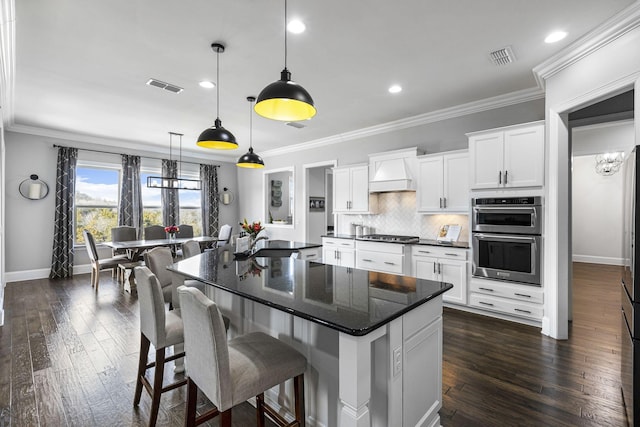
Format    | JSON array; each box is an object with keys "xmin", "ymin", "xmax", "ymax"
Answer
[
  {"xmin": 240, "ymin": 219, "xmax": 264, "ymax": 239},
  {"xmin": 164, "ymin": 225, "xmax": 179, "ymax": 235}
]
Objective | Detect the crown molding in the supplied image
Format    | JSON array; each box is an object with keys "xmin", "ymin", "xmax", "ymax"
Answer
[
  {"xmin": 7, "ymin": 123, "xmax": 235, "ymax": 163},
  {"xmin": 261, "ymin": 86, "xmax": 544, "ymax": 158},
  {"xmin": 533, "ymin": 1, "xmax": 640, "ymax": 88},
  {"xmin": 0, "ymin": 0, "xmax": 15, "ymax": 127}
]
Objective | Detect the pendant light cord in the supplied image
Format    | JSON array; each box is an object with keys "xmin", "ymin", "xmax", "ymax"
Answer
[
  {"xmin": 284, "ymin": 0, "xmax": 288, "ymax": 69},
  {"xmin": 249, "ymin": 99, "xmax": 253, "ymax": 149},
  {"xmin": 216, "ymin": 48, "xmax": 220, "ymax": 119}
]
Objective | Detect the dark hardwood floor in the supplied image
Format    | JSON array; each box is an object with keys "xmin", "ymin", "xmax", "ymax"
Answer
[{"xmin": 0, "ymin": 262, "xmax": 627, "ymax": 426}]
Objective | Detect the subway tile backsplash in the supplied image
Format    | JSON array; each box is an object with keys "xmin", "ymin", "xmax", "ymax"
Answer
[{"xmin": 338, "ymin": 192, "xmax": 470, "ymax": 242}]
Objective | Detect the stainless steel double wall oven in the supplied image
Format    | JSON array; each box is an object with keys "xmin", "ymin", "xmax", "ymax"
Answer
[{"xmin": 472, "ymin": 196, "xmax": 542, "ymax": 286}]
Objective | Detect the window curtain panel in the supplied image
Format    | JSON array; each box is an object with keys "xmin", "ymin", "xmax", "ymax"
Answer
[
  {"xmin": 118, "ymin": 154, "xmax": 143, "ymax": 237},
  {"xmin": 49, "ymin": 146, "xmax": 78, "ymax": 279},
  {"xmin": 200, "ymin": 164, "xmax": 220, "ymax": 237},
  {"xmin": 161, "ymin": 159, "xmax": 179, "ymax": 227}
]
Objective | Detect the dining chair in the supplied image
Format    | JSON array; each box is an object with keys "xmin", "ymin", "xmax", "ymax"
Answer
[
  {"xmin": 176, "ymin": 224, "xmax": 193, "ymax": 239},
  {"xmin": 178, "ymin": 286, "xmax": 307, "ymax": 427},
  {"xmin": 181, "ymin": 240, "xmax": 201, "ymax": 259},
  {"xmin": 111, "ymin": 225, "xmax": 142, "ymax": 280},
  {"xmin": 83, "ymin": 230, "xmax": 126, "ymax": 291},
  {"xmin": 133, "ymin": 266, "xmax": 187, "ymax": 427},
  {"xmin": 145, "ymin": 225, "xmax": 166, "ymax": 240},
  {"xmin": 216, "ymin": 224, "xmax": 232, "ymax": 247},
  {"xmin": 143, "ymin": 247, "xmax": 176, "ymax": 306}
]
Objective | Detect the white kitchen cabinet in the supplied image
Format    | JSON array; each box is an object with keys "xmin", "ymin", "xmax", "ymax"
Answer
[
  {"xmin": 412, "ymin": 246, "xmax": 468, "ymax": 305},
  {"xmin": 333, "ymin": 267, "xmax": 369, "ymax": 312},
  {"xmin": 468, "ymin": 121, "xmax": 544, "ymax": 190},
  {"xmin": 322, "ymin": 237, "xmax": 355, "ymax": 267},
  {"xmin": 355, "ymin": 240, "xmax": 408, "ymax": 275},
  {"xmin": 416, "ymin": 150, "xmax": 469, "ymax": 213},
  {"xmin": 469, "ymin": 277, "xmax": 543, "ymax": 321},
  {"xmin": 333, "ymin": 164, "xmax": 376, "ymax": 214}
]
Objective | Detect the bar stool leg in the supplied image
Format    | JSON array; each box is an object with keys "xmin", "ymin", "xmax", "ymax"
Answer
[
  {"xmin": 294, "ymin": 374, "xmax": 306, "ymax": 426},
  {"xmin": 256, "ymin": 393, "xmax": 265, "ymax": 427},
  {"xmin": 134, "ymin": 333, "xmax": 150, "ymax": 406},
  {"xmin": 185, "ymin": 378, "xmax": 198, "ymax": 427},
  {"xmin": 149, "ymin": 348, "xmax": 166, "ymax": 426}
]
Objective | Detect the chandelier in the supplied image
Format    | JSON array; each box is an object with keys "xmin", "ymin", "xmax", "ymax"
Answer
[{"xmin": 595, "ymin": 152, "xmax": 624, "ymax": 176}]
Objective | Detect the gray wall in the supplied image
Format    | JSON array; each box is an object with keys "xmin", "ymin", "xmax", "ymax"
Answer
[
  {"xmin": 238, "ymin": 98, "xmax": 545, "ymax": 242},
  {"xmin": 5, "ymin": 131, "xmax": 238, "ymax": 278}
]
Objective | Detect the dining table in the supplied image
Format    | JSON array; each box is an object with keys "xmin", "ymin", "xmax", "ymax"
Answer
[{"xmin": 102, "ymin": 235, "xmax": 220, "ymax": 291}]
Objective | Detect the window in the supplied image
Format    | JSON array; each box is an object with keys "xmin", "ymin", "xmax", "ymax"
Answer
[
  {"xmin": 140, "ymin": 171, "xmax": 202, "ymax": 236},
  {"xmin": 75, "ymin": 166, "xmax": 120, "ymax": 244}
]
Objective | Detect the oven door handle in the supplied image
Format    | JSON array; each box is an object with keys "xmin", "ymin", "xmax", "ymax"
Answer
[
  {"xmin": 474, "ymin": 233, "xmax": 537, "ymax": 243},
  {"xmin": 472, "ymin": 206, "xmax": 538, "ymax": 212}
]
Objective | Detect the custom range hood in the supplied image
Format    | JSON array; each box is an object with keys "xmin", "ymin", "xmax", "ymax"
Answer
[{"xmin": 368, "ymin": 147, "xmax": 422, "ymax": 193}]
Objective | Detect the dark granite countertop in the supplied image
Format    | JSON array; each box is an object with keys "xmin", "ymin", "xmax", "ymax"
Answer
[
  {"xmin": 169, "ymin": 247, "xmax": 452, "ymax": 336},
  {"xmin": 253, "ymin": 239, "xmax": 322, "ymax": 250}
]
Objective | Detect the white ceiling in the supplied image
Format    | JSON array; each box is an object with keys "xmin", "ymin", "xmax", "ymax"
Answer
[{"xmin": 5, "ymin": 0, "xmax": 636, "ymax": 160}]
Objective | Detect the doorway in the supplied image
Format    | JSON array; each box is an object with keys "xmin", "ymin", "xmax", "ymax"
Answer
[
  {"xmin": 568, "ymin": 90, "xmax": 634, "ymax": 322},
  {"xmin": 304, "ymin": 160, "xmax": 337, "ymax": 244}
]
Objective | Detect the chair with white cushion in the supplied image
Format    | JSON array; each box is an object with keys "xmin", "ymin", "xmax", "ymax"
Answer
[
  {"xmin": 133, "ymin": 266, "xmax": 186, "ymax": 427},
  {"xmin": 178, "ymin": 286, "xmax": 307, "ymax": 427},
  {"xmin": 216, "ymin": 224, "xmax": 232, "ymax": 247},
  {"xmin": 83, "ymin": 230, "xmax": 126, "ymax": 291}
]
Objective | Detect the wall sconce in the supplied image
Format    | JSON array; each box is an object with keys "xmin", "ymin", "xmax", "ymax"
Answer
[
  {"xmin": 19, "ymin": 174, "xmax": 49, "ymax": 200},
  {"xmin": 595, "ymin": 152, "xmax": 624, "ymax": 176},
  {"xmin": 220, "ymin": 187, "xmax": 235, "ymax": 205}
]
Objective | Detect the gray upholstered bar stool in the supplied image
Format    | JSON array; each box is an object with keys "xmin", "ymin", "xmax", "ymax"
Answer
[
  {"xmin": 133, "ymin": 266, "xmax": 187, "ymax": 427},
  {"xmin": 178, "ymin": 286, "xmax": 307, "ymax": 427}
]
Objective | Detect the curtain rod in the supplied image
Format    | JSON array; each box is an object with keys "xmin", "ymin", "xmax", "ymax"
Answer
[{"xmin": 52, "ymin": 144, "xmax": 220, "ymax": 167}]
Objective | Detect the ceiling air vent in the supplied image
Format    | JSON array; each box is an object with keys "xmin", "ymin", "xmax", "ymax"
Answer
[
  {"xmin": 146, "ymin": 78, "xmax": 184, "ymax": 94},
  {"xmin": 489, "ymin": 46, "xmax": 516, "ymax": 66},
  {"xmin": 286, "ymin": 121, "xmax": 306, "ymax": 129}
]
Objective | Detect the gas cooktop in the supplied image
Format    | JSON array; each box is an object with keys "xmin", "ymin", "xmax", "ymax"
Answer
[{"xmin": 358, "ymin": 234, "xmax": 420, "ymax": 243}]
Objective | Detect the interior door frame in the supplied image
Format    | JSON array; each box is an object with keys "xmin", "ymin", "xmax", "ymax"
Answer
[
  {"xmin": 303, "ymin": 160, "xmax": 337, "ymax": 244},
  {"xmin": 544, "ymin": 74, "xmax": 640, "ymax": 339}
]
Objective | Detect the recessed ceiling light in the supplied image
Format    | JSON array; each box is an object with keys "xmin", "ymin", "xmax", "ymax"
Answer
[
  {"xmin": 388, "ymin": 85, "xmax": 402, "ymax": 94},
  {"xmin": 287, "ymin": 19, "xmax": 306, "ymax": 34},
  {"xmin": 545, "ymin": 31, "xmax": 567, "ymax": 44},
  {"xmin": 199, "ymin": 80, "xmax": 215, "ymax": 89}
]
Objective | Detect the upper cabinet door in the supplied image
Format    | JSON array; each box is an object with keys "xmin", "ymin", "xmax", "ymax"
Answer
[
  {"xmin": 503, "ymin": 124, "xmax": 544, "ymax": 188},
  {"xmin": 417, "ymin": 156, "xmax": 444, "ymax": 212},
  {"xmin": 469, "ymin": 131, "xmax": 504, "ymax": 189},
  {"xmin": 349, "ymin": 165, "xmax": 370, "ymax": 213},
  {"xmin": 333, "ymin": 167, "xmax": 351, "ymax": 213},
  {"xmin": 443, "ymin": 152, "xmax": 469, "ymax": 212}
]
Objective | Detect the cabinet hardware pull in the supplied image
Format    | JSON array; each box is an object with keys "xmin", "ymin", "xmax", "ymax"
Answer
[
  {"xmin": 439, "ymin": 198, "xmax": 443, "ymax": 209},
  {"xmin": 505, "ymin": 170, "xmax": 508, "ymax": 184},
  {"xmin": 514, "ymin": 308, "xmax": 531, "ymax": 314},
  {"xmin": 438, "ymin": 262, "xmax": 441, "ymax": 274},
  {"xmin": 418, "ymin": 250, "xmax": 430, "ymax": 254},
  {"xmin": 305, "ymin": 254, "xmax": 314, "ymax": 258},
  {"xmin": 443, "ymin": 197, "xmax": 447, "ymax": 208},
  {"xmin": 433, "ymin": 263, "xmax": 436, "ymax": 274},
  {"xmin": 514, "ymin": 293, "xmax": 531, "ymax": 298},
  {"xmin": 384, "ymin": 262, "xmax": 395, "ymax": 265},
  {"xmin": 499, "ymin": 170, "xmax": 502, "ymax": 184},
  {"xmin": 362, "ymin": 259, "xmax": 373, "ymax": 262},
  {"xmin": 444, "ymin": 253, "xmax": 458, "ymax": 256},
  {"xmin": 479, "ymin": 287, "xmax": 494, "ymax": 292},
  {"xmin": 479, "ymin": 301, "xmax": 494, "ymax": 307}
]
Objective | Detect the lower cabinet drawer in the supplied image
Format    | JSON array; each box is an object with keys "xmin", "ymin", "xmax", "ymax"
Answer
[
  {"xmin": 356, "ymin": 250, "xmax": 404, "ymax": 274},
  {"xmin": 469, "ymin": 293, "xmax": 543, "ymax": 321},
  {"xmin": 295, "ymin": 247, "xmax": 321, "ymax": 260},
  {"xmin": 470, "ymin": 279, "xmax": 543, "ymax": 304}
]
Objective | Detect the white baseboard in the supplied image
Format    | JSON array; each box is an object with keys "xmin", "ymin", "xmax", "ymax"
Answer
[
  {"xmin": 5, "ymin": 264, "xmax": 92, "ymax": 283},
  {"xmin": 572, "ymin": 254, "xmax": 623, "ymax": 265}
]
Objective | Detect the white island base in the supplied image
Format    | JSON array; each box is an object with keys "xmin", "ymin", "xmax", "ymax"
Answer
[{"xmin": 196, "ymin": 284, "xmax": 444, "ymax": 427}]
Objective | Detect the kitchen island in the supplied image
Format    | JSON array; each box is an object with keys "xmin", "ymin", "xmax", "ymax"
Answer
[{"xmin": 169, "ymin": 244, "xmax": 452, "ymax": 427}]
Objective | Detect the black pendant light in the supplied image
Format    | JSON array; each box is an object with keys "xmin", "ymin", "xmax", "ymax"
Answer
[
  {"xmin": 197, "ymin": 43, "xmax": 238, "ymax": 150},
  {"xmin": 237, "ymin": 96, "xmax": 265, "ymax": 169},
  {"xmin": 255, "ymin": 0, "xmax": 316, "ymax": 122}
]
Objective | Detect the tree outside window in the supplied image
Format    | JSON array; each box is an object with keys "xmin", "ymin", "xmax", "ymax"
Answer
[{"xmin": 75, "ymin": 166, "xmax": 120, "ymax": 244}]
